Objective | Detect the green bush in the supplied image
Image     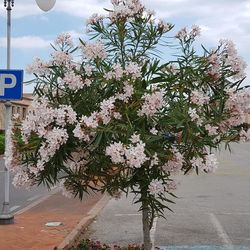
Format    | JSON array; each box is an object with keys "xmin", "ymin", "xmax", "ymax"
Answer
[{"xmin": 0, "ymin": 134, "xmax": 5, "ymax": 155}]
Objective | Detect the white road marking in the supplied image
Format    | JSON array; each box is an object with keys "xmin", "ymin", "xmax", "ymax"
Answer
[
  {"xmin": 217, "ymin": 212, "xmax": 250, "ymax": 215},
  {"xmin": 27, "ymin": 194, "xmax": 41, "ymax": 202},
  {"xmin": 150, "ymin": 217, "xmax": 158, "ymax": 250},
  {"xmin": 209, "ymin": 213, "xmax": 234, "ymax": 250},
  {"xmin": 10, "ymin": 205, "xmax": 20, "ymax": 212},
  {"xmin": 115, "ymin": 213, "xmax": 140, "ymax": 216}
]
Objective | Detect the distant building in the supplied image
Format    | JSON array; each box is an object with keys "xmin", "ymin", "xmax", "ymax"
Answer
[{"xmin": 0, "ymin": 93, "xmax": 33, "ymax": 131}]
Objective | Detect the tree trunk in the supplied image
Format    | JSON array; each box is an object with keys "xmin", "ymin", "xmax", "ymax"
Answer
[{"xmin": 142, "ymin": 203, "xmax": 152, "ymax": 250}]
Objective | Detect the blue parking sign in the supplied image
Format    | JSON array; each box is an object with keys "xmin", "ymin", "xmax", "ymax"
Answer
[{"xmin": 0, "ymin": 69, "xmax": 23, "ymax": 100}]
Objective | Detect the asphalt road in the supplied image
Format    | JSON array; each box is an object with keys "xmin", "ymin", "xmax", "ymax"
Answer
[
  {"xmin": 83, "ymin": 142, "xmax": 250, "ymax": 249},
  {"xmin": 0, "ymin": 159, "xmax": 49, "ymax": 214}
]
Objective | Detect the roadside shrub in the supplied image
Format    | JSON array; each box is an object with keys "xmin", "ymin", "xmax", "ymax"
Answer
[
  {"xmin": 0, "ymin": 134, "xmax": 4, "ymax": 155},
  {"xmin": 69, "ymin": 239, "xmax": 147, "ymax": 250}
]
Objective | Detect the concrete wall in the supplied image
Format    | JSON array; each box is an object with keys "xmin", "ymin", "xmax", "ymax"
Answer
[{"xmin": 246, "ymin": 114, "xmax": 250, "ymax": 124}]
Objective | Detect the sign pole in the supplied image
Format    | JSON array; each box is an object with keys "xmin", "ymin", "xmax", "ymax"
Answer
[{"xmin": 0, "ymin": 0, "xmax": 14, "ymax": 225}]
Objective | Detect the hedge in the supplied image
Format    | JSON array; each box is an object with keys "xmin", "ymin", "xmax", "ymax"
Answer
[{"xmin": 0, "ymin": 134, "xmax": 5, "ymax": 155}]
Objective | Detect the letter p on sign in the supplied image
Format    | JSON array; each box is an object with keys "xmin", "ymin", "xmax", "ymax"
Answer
[{"xmin": 0, "ymin": 70, "xmax": 23, "ymax": 100}]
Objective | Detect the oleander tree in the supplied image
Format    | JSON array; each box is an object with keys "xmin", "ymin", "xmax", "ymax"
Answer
[{"xmin": 6, "ymin": 0, "xmax": 250, "ymax": 249}]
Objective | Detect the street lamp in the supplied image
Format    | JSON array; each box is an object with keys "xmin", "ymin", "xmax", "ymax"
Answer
[
  {"xmin": 0, "ymin": 0, "xmax": 56, "ymax": 225},
  {"xmin": 36, "ymin": 0, "xmax": 56, "ymax": 12}
]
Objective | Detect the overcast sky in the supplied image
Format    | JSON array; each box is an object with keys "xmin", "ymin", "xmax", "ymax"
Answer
[{"xmin": 0, "ymin": 0, "xmax": 249, "ymax": 92}]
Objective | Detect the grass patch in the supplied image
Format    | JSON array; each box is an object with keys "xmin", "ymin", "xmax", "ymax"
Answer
[{"xmin": 0, "ymin": 134, "xmax": 5, "ymax": 155}]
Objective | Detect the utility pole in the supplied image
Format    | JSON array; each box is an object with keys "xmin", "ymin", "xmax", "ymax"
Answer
[
  {"xmin": 0, "ymin": 0, "xmax": 14, "ymax": 225},
  {"xmin": 0, "ymin": 0, "xmax": 56, "ymax": 225}
]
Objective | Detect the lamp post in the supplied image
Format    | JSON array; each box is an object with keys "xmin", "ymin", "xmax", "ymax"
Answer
[{"xmin": 0, "ymin": 0, "xmax": 56, "ymax": 225}]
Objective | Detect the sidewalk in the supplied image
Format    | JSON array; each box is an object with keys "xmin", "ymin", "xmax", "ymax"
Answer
[{"xmin": 0, "ymin": 190, "xmax": 108, "ymax": 250}]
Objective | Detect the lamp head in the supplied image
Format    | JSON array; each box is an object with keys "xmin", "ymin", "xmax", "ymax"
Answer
[{"xmin": 36, "ymin": 0, "xmax": 56, "ymax": 12}]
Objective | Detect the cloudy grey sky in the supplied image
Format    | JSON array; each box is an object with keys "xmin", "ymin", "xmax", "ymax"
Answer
[{"xmin": 0, "ymin": 0, "xmax": 249, "ymax": 92}]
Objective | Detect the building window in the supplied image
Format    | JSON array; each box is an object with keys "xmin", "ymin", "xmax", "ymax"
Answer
[
  {"xmin": 22, "ymin": 107, "xmax": 27, "ymax": 119},
  {"xmin": 12, "ymin": 106, "xmax": 16, "ymax": 115}
]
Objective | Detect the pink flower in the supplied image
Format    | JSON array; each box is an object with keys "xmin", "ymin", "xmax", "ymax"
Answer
[
  {"xmin": 163, "ymin": 147, "xmax": 184, "ymax": 174},
  {"xmin": 167, "ymin": 180, "xmax": 179, "ymax": 192},
  {"xmin": 105, "ymin": 142, "xmax": 126, "ymax": 164},
  {"xmin": 26, "ymin": 57, "xmax": 49, "ymax": 75},
  {"xmin": 86, "ymin": 13, "xmax": 105, "ymax": 25},
  {"xmin": 158, "ymin": 20, "xmax": 172, "ymax": 32},
  {"xmin": 150, "ymin": 153, "xmax": 159, "ymax": 167},
  {"xmin": 175, "ymin": 27, "xmax": 188, "ymax": 40},
  {"xmin": 225, "ymin": 89, "xmax": 250, "ymax": 127},
  {"xmin": 138, "ymin": 89, "xmax": 166, "ymax": 117},
  {"xmin": 109, "ymin": 0, "xmax": 144, "ymax": 21},
  {"xmin": 190, "ymin": 90, "xmax": 209, "ymax": 106},
  {"xmin": 130, "ymin": 133, "xmax": 141, "ymax": 143},
  {"xmin": 63, "ymin": 71, "xmax": 84, "ymax": 90},
  {"xmin": 221, "ymin": 40, "xmax": 247, "ymax": 80},
  {"xmin": 116, "ymin": 82, "xmax": 134, "ymax": 103},
  {"xmin": 105, "ymin": 135, "xmax": 149, "ymax": 169},
  {"xmin": 125, "ymin": 62, "xmax": 141, "ymax": 79},
  {"xmin": 205, "ymin": 124, "xmax": 218, "ymax": 136},
  {"xmin": 81, "ymin": 112, "xmax": 99, "ymax": 128},
  {"xmin": 188, "ymin": 108, "xmax": 203, "ymax": 126},
  {"xmin": 190, "ymin": 25, "xmax": 201, "ymax": 38},
  {"xmin": 148, "ymin": 179, "xmax": 164, "ymax": 195},
  {"xmin": 73, "ymin": 123, "xmax": 91, "ymax": 142},
  {"xmin": 84, "ymin": 65, "xmax": 93, "ymax": 77},
  {"xmin": 51, "ymin": 51, "xmax": 72, "ymax": 65},
  {"xmin": 54, "ymin": 33, "xmax": 73, "ymax": 47},
  {"xmin": 239, "ymin": 129, "xmax": 250, "ymax": 142},
  {"xmin": 150, "ymin": 127, "xmax": 158, "ymax": 135},
  {"xmin": 81, "ymin": 41, "xmax": 107, "ymax": 60}
]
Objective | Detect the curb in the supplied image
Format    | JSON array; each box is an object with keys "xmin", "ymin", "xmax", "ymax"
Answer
[{"xmin": 55, "ymin": 194, "xmax": 111, "ymax": 250}]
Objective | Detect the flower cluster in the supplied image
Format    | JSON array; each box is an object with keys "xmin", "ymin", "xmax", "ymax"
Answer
[
  {"xmin": 188, "ymin": 107, "xmax": 203, "ymax": 126},
  {"xmin": 105, "ymin": 134, "xmax": 149, "ymax": 168},
  {"xmin": 207, "ymin": 40, "xmax": 247, "ymax": 81},
  {"xmin": 37, "ymin": 128, "xmax": 69, "ymax": 171},
  {"xmin": 51, "ymin": 51, "xmax": 72, "ymax": 66},
  {"xmin": 81, "ymin": 41, "xmax": 107, "ymax": 60},
  {"xmin": 105, "ymin": 62, "xmax": 142, "ymax": 80},
  {"xmin": 138, "ymin": 89, "xmax": 166, "ymax": 117},
  {"xmin": 109, "ymin": 0, "xmax": 144, "ymax": 21},
  {"xmin": 176, "ymin": 25, "xmax": 201, "ymax": 40},
  {"xmin": 190, "ymin": 90, "xmax": 210, "ymax": 106},
  {"xmin": 54, "ymin": 32, "xmax": 74, "ymax": 48},
  {"xmin": 86, "ymin": 13, "xmax": 105, "ymax": 25},
  {"xmin": 62, "ymin": 71, "xmax": 84, "ymax": 90},
  {"xmin": 148, "ymin": 179, "xmax": 164, "ymax": 195},
  {"xmin": 26, "ymin": 58, "xmax": 50, "ymax": 75},
  {"xmin": 190, "ymin": 153, "xmax": 218, "ymax": 173},
  {"xmin": 225, "ymin": 89, "xmax": 250, "ymax": 127},
  {"xmin": 222, "ymin": 40, "xmax": 247, "ymax": 80},
  {"xmin": 21, "ymin": 97, "xmax": 77, "ymax": 142},
  {"xmin": 163, "ymin": 147, "xmax": 184, "ymax": 175}
]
